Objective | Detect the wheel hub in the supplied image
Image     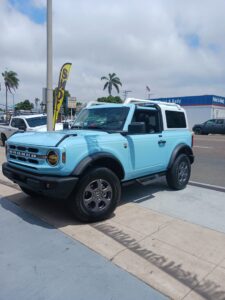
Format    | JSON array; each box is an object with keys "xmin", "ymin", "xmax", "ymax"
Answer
[{"xmin": 83, "ymin": 179, "xmax": 112, "ymax": 213}]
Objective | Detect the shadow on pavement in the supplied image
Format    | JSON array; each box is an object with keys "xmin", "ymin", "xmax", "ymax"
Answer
[
  {"xmin": 0, "ymin": 196, "xmax": 53, "ymax": 229},
  {"xmin": 1, "ymin": 178, "xmax": 168, "ymax": 228},
  {"xmin": 93, "ymin": 222, "xmax": 225, "ymax": 300}
]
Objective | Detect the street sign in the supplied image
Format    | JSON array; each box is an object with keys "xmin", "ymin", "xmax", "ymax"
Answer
[{"xmin": 68, "ymin": 97, "xmax": 76, "ymax": 109}]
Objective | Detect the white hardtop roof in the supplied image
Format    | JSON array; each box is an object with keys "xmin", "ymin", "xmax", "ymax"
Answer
[
  {"xmin": 13, "ymin": 114, "xmax": 46, "ymax": 119},
  {"xmin": 125, "ymin": 98, "xmax": 183, "ymax": 110},
  {"xmin": 87, "ymin": 98, "xmax": 184, "ymax": 112}
]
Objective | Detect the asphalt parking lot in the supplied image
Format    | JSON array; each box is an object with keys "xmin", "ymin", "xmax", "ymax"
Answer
[{"xmin": 0, "ymin": 134, "xmax": 225, "ymax": 300}]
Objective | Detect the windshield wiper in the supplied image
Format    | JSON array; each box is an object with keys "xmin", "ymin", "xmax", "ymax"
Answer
[
  {"xmin": 71, "ymin": 125, "xmax": 83, "ymax": 129},
  {"xmin": 84, "ymin": 126, "xmax": 105, "ymax": 130}
]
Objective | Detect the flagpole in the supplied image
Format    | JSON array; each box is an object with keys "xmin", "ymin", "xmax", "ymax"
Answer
[{"xmin": 47, "ymin": 0, "xmax": 53, "ymax": 131}]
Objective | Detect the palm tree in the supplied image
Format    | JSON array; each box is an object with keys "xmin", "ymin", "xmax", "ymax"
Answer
[
  {"xmin": 2, "ymin": 70, "xmax": 19, "ymax": 115},
  {"xmin": 101, "ymin": 73, "xmax": 122, "ymax": 96}
]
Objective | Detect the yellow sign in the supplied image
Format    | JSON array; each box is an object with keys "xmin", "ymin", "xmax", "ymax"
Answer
[{"xmin": 53, "ymin": 63, "xmax": 72, "ymax": 129}]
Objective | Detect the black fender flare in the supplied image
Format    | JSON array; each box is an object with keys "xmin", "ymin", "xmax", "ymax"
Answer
[
  {"xmin": 71, "ymin": 152, "xmax": 125, "ymax": 179},
  {"xmin": 167, "ymin": 143, "xmax": 194, "ymax": 170}
]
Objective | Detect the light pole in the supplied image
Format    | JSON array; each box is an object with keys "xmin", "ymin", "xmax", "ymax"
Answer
[
  {"xmin": 47, "ymin": 0, "xmax": 53, "ymax": 131},
  {"xmin": 12, "ymin": 93, "xmax": 15, "ymax": 115},
  {"xmin": 122, "ymin": 90, "xmax": 132, "ymax": 101}
]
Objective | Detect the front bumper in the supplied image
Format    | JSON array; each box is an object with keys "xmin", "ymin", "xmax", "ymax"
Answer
[{"xmin": 2, "ymin": 163, "xmax": 79, "ymax": 199}]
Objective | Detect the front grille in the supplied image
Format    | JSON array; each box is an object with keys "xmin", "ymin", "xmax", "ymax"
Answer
[{"xmin": 8, "ymin": 145, "xmax": 42, "ymax": 165}]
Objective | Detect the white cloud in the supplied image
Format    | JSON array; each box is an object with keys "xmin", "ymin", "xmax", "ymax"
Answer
[{"xmin": 1, "ymin": 0, "xmax": 225, "ymax": 109}]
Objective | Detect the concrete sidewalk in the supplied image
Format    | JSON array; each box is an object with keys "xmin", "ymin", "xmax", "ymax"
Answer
[
  {"xmin": 1, "ymin": 182, "xmax": 225, "ymax": 300},
  {"xmin": 0, "ymin": 195, "xmax": 167, "ymax": 300}
]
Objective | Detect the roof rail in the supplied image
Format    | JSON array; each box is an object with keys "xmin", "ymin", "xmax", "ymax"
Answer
[
  {"xmin": 124, "ymin": 98, "xmax": 181, "ymax": 108},
  {"xmin": 86, "ymin": 101, "xmax": 103, "ymax": 107},
  {"xmin": 86, "ymin": 101, "xmax": 121, "ymax": 107}
]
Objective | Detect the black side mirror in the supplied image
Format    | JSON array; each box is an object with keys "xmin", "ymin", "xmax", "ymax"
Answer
[
  {"xmin": 63, "ymin": 122, "xmax": 69, "ymax": 130},
  {"xmin": 128, "ymin": 122, "xmax": 146, "ymax": 134},
  {"xmin": 18, "ymin": 125, "xmax": 26, "ymax": 131}
]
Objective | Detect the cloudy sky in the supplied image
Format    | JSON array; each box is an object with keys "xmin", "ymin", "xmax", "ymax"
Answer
[{"xmin": 1, "ymin": 0, "xmax": 225, "ymax": 109}]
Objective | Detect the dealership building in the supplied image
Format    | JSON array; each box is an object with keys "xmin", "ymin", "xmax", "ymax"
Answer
[{"xmin": 152, "ymin": 95, "xmax": 225, "ymax": 128}]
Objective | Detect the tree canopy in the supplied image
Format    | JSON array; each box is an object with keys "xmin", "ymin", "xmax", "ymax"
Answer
[
  {"xmin": 2, "ymin": 70, "xmax": 19, "ymax": 114},
  {"xmin": 101, "ymin": 73, "xmax": 122, "ymax": 96},
  {"xmin": 97, "ymin": 95, "xmax": 123, "ymax": 103},
  {"xmin": 15, "ymin": 100, "xmax": 34, "ymax": 111}
]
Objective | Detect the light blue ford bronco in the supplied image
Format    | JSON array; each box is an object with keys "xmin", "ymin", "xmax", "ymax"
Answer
[{"xmin": 3, "ymin": 98, "xmax": 194, "ymax": 222}]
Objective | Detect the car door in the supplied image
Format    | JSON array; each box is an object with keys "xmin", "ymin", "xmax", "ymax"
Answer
[
  {"xmin": 215, "ymin": 119, "xmax": 224, "ymax": 134},
  {"xmin": 7, "ymin": 118, "xmax": 20, "ymax": 138},
  {"xmin": 126, "ymin": 108, "xmax": 169, "ymax": 177},
  {"xmin": 204, "ymin": 119, "xmax": 216, "ymax": 134}
]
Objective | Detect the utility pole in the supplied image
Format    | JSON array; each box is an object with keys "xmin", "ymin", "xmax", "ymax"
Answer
[
  {"xmin": 122, "ymin": 90, "xmax": 132, "ymax": 101},
  {"xmin": 47, "ymin": 0, "xmax": 53, "ymax": 131}
]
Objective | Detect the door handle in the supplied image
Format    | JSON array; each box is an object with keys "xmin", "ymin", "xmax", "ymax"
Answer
[{"xmin": 158, "ymin": 140, "xmax": 166, "ymax": 145}]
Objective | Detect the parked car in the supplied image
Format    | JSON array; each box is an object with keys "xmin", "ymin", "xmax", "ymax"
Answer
[
  {"xmin": 192, "ymin": 118, "xmax": 225, "ymax": 135},
  {"xmin": 3, "ymin": 98, "xmax": 194, "ymax": 222},
  {"xmin": 0, "ymin": 114, "xmax": 63, "ymax": 146}
]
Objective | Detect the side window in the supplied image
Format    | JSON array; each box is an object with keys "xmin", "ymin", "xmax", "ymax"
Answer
[
  {"xmin": 215, "ymin": 119, "xmax": 223, "ymax": 125},
  {"xmin": 11, "ymin": 118, "xmax": 21, "ymax": 128},
  {"xmin": 205, "ymin": 119, "xmax": 216, "ymax": 126},
  {"xmin": 11, "ymin": 119, "xmax": 16, "ymax": 127},
  {"xmin": 17, "ymin": 119, "xmax": 26, "ymax": 129},
  {"xmin": 133, "ymin": 109, "xmax": 160, "ymax": 133},
  {"xmin": 11, "ymin": 118, "xmax": 26, "ymax": 129},
  {"xmin": 166, "ymin": 111, "xmax": 186, "ymax": 128}
]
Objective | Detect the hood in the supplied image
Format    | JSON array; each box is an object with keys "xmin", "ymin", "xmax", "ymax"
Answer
[
  {"xmin": 8, "ymin": 129, "xmax": 109, "ymax": 147},
  {"xmin": 29, "ymin": 123, "xmax": 63, "ymax": 131}
]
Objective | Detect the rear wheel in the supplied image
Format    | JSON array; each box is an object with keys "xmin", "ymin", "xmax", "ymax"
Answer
[
  {"xmin": 166, "ymin": 154, "xmax": 191, "ymax": 190},
  {"xmin": 194, "ymin": 128, "xmax": 202, "ymax": 135},
  {"xmin": 1, "ymin": 134, "xmax": 7, "ymax": 146},
  {"xmin": 69, "ymin": 167, "xmax": 121, "ymax": 222}
]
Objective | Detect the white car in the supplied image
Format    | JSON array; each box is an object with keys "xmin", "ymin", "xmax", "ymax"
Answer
[{"xmin": 0, "ymin": 114, "xmax": 63, "ymax": 146}]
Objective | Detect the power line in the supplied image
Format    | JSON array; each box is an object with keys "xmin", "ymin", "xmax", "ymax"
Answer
[{"xmin": 122, "ymin": 90, "xmax": 132, "ymax": 100}]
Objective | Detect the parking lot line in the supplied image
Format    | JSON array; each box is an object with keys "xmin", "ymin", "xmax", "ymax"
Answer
[
  {"xmin": 189, "ymin": 180, "xmax": 225, "ymax": 193},
  {"xmin": 193, "ymin": 145, "xmax": 213, "ymax": 149}
]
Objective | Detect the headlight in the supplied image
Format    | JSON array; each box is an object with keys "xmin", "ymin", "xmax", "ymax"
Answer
[{"xmin": 47, "ymin": 150, "xmax": 59, "ymax": 166}]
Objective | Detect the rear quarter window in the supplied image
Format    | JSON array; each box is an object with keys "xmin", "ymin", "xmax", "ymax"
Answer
[{"xmin": 166, "ymin": 111, "xmax": 186, "ymax": 128}]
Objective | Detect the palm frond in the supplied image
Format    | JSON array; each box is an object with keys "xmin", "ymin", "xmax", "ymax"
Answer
[
  {"xmin": 109, "ymin": 73, "xmax": 116, "ymax": 79},
  {"xmin": 112, "ymin": 79, "xmax": 122, "ymax": 86},
  {"xmin": 101, "ymin": 76, "xmax": 109, "ymax": 81},
  {"xmin": 103, "ymin": 82, "xmax": 108, "ymax": 90},
  {"xmin": 112, "ymin": 82, "xmax": 120, "ymax": 93}
]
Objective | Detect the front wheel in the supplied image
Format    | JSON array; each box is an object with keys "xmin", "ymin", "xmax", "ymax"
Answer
[
  {"xmin": 69, "ymin": 167, "xmax": 121, "ymax": 222},
  {"xmin": 1, "ymin": 134, "xmax": 7, "ymax": 146},
  {"xmin": 166, "ymin": 154, "xmax": 191, "ymax": 190}
]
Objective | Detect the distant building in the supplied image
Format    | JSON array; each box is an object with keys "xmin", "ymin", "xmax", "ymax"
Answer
[{"xmin": 152, "ymin": 95, "xmax": 225, "ymax": 128}]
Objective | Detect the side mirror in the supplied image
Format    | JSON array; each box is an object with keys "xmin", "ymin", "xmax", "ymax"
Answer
[
  {"xmin": 128, "ymin": 122, "xmax": 146, "ymax": 134},
  {"xmin": 63, "ymin": 122, "xmax": 69, "ymax": 130},
  {"xmin": 18, "ymin": 125, "xmax": 26, "ymax": 131}
]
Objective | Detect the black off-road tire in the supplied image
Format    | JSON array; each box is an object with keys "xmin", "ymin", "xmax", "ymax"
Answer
[
  {"xmin": 20, "ymin": 186, "xmax": 40, "ymax": 197},
  {"xmin": 194, "ymin": 128, "xmax": 202, "ymax": 135},
  {"xmin": 166, "ymin": 154, "xmax": 191, "ymax": 190},
  {"xmin": 1, "ymin": 134, "xmax": 7, "ymax": 147},
  {"xmin": 69, "ymin": 167, "xmax": 121, "ymax": 222}
]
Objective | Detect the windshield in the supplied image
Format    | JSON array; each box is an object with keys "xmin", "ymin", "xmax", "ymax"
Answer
[
  {"xmin": 26, "ymin": 116, "xmax": 47, "ymax": 127},
  {"xmin": 72, "ymin": 107, "xmax": 129, "ymax": 131}
]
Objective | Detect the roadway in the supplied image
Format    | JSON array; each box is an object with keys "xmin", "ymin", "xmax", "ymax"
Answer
[{"xmin": 191, "ymin": 135, "xmax": 225, "ymax": 188}]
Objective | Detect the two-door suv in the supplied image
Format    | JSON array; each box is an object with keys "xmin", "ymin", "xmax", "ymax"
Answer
[{"xmin": 3, "ymin": 98, "xmax": 194, "ymax": 222}]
